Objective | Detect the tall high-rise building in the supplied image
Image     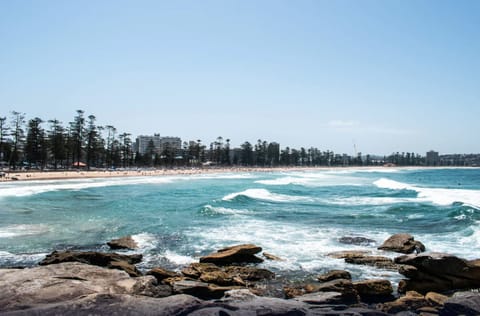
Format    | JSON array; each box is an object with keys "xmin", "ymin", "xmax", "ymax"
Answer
[{"xmin": 426, "ymin": 150, "xmax": 440, "ymax": 166}]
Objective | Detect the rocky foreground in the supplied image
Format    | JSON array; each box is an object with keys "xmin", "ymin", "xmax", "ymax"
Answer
[{"xmin": 1, "ymin": 234, "xmax": 480, "ymax": 315}]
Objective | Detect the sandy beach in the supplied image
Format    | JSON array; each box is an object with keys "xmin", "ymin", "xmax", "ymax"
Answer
[
  {"xmin": 0, "ymin": 166, "xmax": 313, "ymax": 182},
  {"xmin": 0, "ymin": 166, "xmax": 459, "ymax": 182}
]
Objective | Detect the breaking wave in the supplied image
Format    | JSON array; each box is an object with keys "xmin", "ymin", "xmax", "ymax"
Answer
[
  {"xmin": 0, "ymin": 177, "xmax": 176, "ymax": 198},
  {"xmin": 374, "ymin": 178, "xmax": 480, "ymax": 209},
  {"xmin": 201, "ymin": 205, "xmax": 251, "ymax": 215},
  {"xmin": 222, "ymin": 188, "xmax": 312, "ymax": 203}
]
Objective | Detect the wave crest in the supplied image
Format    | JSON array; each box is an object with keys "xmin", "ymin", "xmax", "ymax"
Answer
[
  {"xmin": 222, "ymin": 188, "xmax": 312, "ymax": 203},
  {"xmin": 374, "ymin": 178, "xmax": 480, "ymax": 209}
]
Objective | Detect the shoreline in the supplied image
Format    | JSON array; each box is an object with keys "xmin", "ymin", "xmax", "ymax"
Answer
[{"xmin": 1, "ymin": 165, "xmax": 476, "ymax": 182}]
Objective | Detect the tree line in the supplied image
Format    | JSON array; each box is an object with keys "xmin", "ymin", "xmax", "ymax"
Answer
[{"xmin": 0, "ymin": 110, "xmax": 427, "ymax": 170}]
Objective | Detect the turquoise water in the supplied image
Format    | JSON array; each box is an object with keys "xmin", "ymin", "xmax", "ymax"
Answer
[{"xmin": 1, "ymin": 167, "xmax": 479, "ymax": 283}]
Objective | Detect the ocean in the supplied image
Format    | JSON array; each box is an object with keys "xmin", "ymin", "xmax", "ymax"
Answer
[{"xmin": 1, "ymin": 167, "xmax": 479, "ymax": 286}]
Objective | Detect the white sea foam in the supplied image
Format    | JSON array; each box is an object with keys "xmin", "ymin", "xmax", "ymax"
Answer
[
  {"xmin": 195, "ymin": 173, "xmax": 257, "ymax": 180},
  {"xmin": 132, "ymin": 233, "xmax": 158, "ymax": 250},
  {"xmin": 0, "ymin": 251, "xmax": 47, "ymax": 265},
  {"xmin": 255, "ymin": 176, "xmax": 311, "ymax": 186},
  {"xmin": 328, "ymin": 196, "xmax": 421, "ymax": 206},
  {"xmin": 164, "ymin": 250, "xmax": 195, "ymax": 265},
  {"xmin": 187, "ymin": 219, "xmax": 400, "ymax": 281},
  {"xmin": 203, "ymin": 205, "xmax": 251, "ymax": 215},
  {"xmin": 373, "ymin": 178, "xmax": 412, "ymax": 190},
  {"xmin": 256, "ymin": 172, "xmax": 368, "ymax": 187},
  {"xmin": 0, "ymin": 177, "xmax": 176, "ymax": 198},
  {"xmin": 374, "ymin": 178, "xmax": 480, "ymax": 209},
  {"xmin": 222, "ymin": 188, "xmax": 312, "ymax": 203},
  {"xmin": 0, "ymin": 224, "xmax": 50, "ymax": 238}
]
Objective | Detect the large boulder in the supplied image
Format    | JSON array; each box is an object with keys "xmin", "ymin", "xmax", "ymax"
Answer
[
  {"xmin": 395, "ymin": 252, "xmax": 480, "ymax": 293},
  {"xmin": 352, "ymin": 279, "xmax": 393, "ymax": 302},
  {"xmin": 181, "ymin": 262, "xmax": 274, "ymax": 287},
  {"xmin": 39, "ymin": 250, "xmax": 142, "ymax": 277},
  {"xmin": 440, "ymin": 291, "xmax": 480, "ymax": 316},
  {"xmin": 107, "ymin": 236, "xmax": 138, "ymax": 250},
  {"xmin": 317, "ymin": 270, "xmax": 352, "ymax": 282},
  {"xmin": 0, "ymin": 262, "xmax": 171, "ymax": 312},
  {"xmin": 146, "ymin": 267, "xmax": 179, "ymax": 282},
  {"xmin": 199, "ymin": 244, "xmax": 263, "ymax": 265},
  {"xmin": 339, "ymin": 236, "xmax": 376, "ymax": 246},
  {"xmin": 305, "ymin": 279, "xmax": 359, "ymax": 303},
  {"xmin": 345, "ymin": 255, "xmax": 399, "ymax": 271},
  {"xmin": 379, "ymin": 291, "xmax": 429, "ymax": 314},
  {"xmin": 378, "ymin": 233, "xmax": 425, "ymax": 254}
]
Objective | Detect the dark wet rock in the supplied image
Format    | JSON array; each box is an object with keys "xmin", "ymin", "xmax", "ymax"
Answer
[
  {"xmin": 187, "ymin": 307, "xmax": 236, "ymax": 316},
  {"xmin": 171, "ymin": 279, "xmax": 242, "ymax": 300},
  {"xmin": 0, "ymin": 262, "xmax": 169, "ymax": 312},
  {"xmin": 318, "ymin": 270, "xmax": 352, "ymax": 282},
  {"xmin": 345, "ymin": 255, "xmax": 399, "ymax": 271},
  {"xmin": 263, "ymin": 251, "xmax": 283, "ymax": 261},
  {"xmin": 352, "ymin": 279, "xmax": 393, "ymax": 302},
  {"xmin": 107, "ymin": 235, "xmax": 138, "ymax": 250},
  {"xmin": 395, "ymin": 252, "xmax": 480, "ymax": 294},
  {"xmin": 339, "ymin": 236, "xmax": 376, "ymax": 246},
  {"xmin": 305, "ymin": 278, "xmax": 359, "ymax": 303},
  {"xmin": 378, "ymin": 291, "xmax": 428, "ymax": 314},
  {"xmin": 378, "ymin": 233, "xmax": 425, "ymax": 254},
  {"xmin": 440, "ymin": 291, "xmax": 480, "ymax": 316},
  {"xmin": 199, "ymin": 244, "xmax": 263, "ymax": 265},
  {"xmin": 39, "ymin": 250, "xmax": 142, "ymax": 277},
  {"xmin": 40, "ymin": 250, "xmax": 142, "ymax": 265},
  {"xmin": 328, "ymin": 250, "xmax": 371, "ymax": 259},
  {"xmin": 109, "ymin": 260, "xmax": 142, "ymax": 277},
  {"xmin": 147, "ymin": 267, "xmax": 179, "ymax": 282}
]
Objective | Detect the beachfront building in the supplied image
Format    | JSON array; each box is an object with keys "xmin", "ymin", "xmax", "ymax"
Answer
[
  {"xmin": 134, "ymin": 134, "xmax": 182, "ymax": 155},
  {"xmin": 159, "ymin": 136, "xmax": 182, "ymax": 153},
  {"xmin": 426, "ymin": 150, "xmax": 440, "ymax": 166},
  {"xmin": 135, "ymin": 134, "xmax": 162, "ymax": 155}
]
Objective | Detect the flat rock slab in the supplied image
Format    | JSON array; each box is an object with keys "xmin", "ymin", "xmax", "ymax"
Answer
[
  {"xmin": 107, "ymin": 236, "xmax": 138, "ymax": 250},
  {"xmin": 0, "ymin": 262, "xmax": 170, "ymax": 312},
  {"xmin": 199, "ymin": 244, "xmax": 263, "ymax": 265},
  {"xmin": 1, "ymin": 294, "xmax": 205, "ymax": 316},
  {"xmin": 39, "ymin": 250, "xmax": 143, "ymax": 277}
]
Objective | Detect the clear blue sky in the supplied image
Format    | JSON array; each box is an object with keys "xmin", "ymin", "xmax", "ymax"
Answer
[{"xmin": 1, "ymin": 0, "xmax": 479, "ymax": 155}]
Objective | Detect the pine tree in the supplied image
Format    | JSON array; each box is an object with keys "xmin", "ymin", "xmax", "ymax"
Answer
[
  {"xmin": 47, "ymin": 119, "xmax": 66, "ymax": 170},
  {"xmin": 9, "ymin": 111, "xmax": 26, "ymax": 169}
]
